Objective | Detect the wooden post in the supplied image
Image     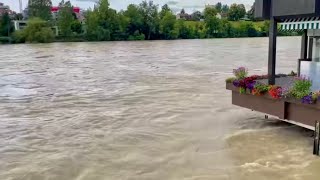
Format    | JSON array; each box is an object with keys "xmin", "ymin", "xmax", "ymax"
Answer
[
  {"xmin": 308, "ymin": 37, "xmax": 314, "ymax": 59},
  {"xmin": 301, "ymin": 30, "xmax": 308, "ymax": 59},
  {"xmin": 268, "ymin": 18, "xmax": 277, "ymax": 85},
  {"xmin": 268, "ymin": 0, "xmax": 277, "ymax": 85},
  {"xmin": 298, "ymin": 30, "xmax": 308, "ymax": 76},
  {"xmin": 314, "ymin": 121, "xmax": 320, "ymax": 156}
]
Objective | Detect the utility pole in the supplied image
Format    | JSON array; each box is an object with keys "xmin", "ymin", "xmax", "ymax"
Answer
[{"xmin": 19, "ymin": 0, "xmax": 23, "ymax": 13}]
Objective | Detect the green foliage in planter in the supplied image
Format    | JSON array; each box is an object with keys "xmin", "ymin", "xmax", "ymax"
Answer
[
  {"xmin": 226, "ymin": 77, "xmax": 236, "ymax": 83},
  {"xmin": 233, "ymin": 67, "xmax": 248, "ymax": 79},
  {"xmin": 239, "ymin": 87, "xmax": 246, "ymax": 94},
  {"xmin": 253, "ymin": 83, "xmax": 269, "ymax": 95},
  {"xmin": 290, "ymin": 77, "xmax": 312, "ymax": 99}
]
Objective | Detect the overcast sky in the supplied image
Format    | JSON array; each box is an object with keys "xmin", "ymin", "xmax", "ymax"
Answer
[{"xmin": 2, "ymin": 0, "xmax": 254, "ymax": 13}]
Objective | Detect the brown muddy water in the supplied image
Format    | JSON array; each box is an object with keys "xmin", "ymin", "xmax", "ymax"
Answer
[{"xmin": 0, "ymin": 37, "xmax": 320, "ymax": 180}]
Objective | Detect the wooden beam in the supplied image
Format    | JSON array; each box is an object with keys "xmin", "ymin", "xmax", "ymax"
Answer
[
  {"xmin": 268, "ymin": 17, "xmax": 277, "ymax": 85},
  {"xmin": 308, "ymin": 37, "xmax": 314, "ymax": 59},
  {"xmin": 314, "ymin": 121, "xmax": 320, "ymax": 156},
  {"xmin": 301, "ymin": 29, "xmax": 308, "ymax": 59},
  {"xmin": 298, "ymin": 30, "xmax": 309, "ymax": 76}
]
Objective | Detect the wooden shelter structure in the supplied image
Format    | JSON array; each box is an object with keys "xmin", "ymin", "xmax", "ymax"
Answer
[{"xmin": 226, "ymin": 0, "xmax": 320, "ymax": 155}]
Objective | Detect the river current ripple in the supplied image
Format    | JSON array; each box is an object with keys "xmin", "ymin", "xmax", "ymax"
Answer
[{"xmin": 0, "ymin": 38, "xmax": 320, "ymax": 180}]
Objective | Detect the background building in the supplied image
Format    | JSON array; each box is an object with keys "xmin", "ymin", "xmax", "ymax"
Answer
[{"xmin": 0, "ymin": 2, "xmax": 17, "ymax": 19}]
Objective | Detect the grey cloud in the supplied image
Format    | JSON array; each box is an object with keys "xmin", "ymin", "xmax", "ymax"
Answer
[{"xmin": 166, "ymin": 1, "xmax": 178, "ymax": 5}]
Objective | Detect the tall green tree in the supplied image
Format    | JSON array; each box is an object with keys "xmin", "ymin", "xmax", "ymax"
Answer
[
  {"xmin": 97, "ymin": 0, "xmax": 124, "ymax": 40},
  {"xmin": 221, "ymin": 4, "xmax": 229, "ymax": 13},
  {"xmin": 139, "ymin": 1, "xmax": 159, "ymax": 40},
  {"xmin": 0, "ymin": 12, "xmax": 13, "ymax": 36},
  {"xmin": 159, "ymin": 4, "xmax": 171, "ymax": 19},
  {"xmin": 228, "ymin": 4, "xmax": 246, "ymax": 21},
  {"xmin": 247, "ymin": 3, "xmax": 255, "ymax": 21},
  {"xmin": 113, "ymin": 11, "xmax": 130, "ymax": 40},
  {"xmin": 28, "ymin": 0, "xmax": 52, "ymax": 20},
  {"xmin": 85, "ymin": 9, "xmax": 103, "ymax": 40},
  {"xmin": 159, "ymin": 11, "xmax": 177, "ymax": 39},
  {"xmin": 215, "ymin": 2, "xmax": 222, "ymax": 12},
  {"xmin": 85, "ymin": 0, "xmax": 121, "ymax": 40},
  {"xmin": 57, "ymin": 0, "xmax": 74, "ymax": 36},
  {"xmin": 124, "ymin": 4, "xmax": 143, "ymax": 37},
  {"xmin": 204, "ymin": 6, "xmax": 221, "ymax": 37}
]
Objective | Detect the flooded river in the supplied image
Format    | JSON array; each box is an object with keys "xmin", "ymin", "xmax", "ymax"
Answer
[{"xmin": 1, "ymin": 37, "xmax": 320, "ymax": 180}]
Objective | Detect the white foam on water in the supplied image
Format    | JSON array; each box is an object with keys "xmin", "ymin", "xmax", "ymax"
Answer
[{"xmin": 0, "ymin": 86, "xmax": 38, "ymax": 98}]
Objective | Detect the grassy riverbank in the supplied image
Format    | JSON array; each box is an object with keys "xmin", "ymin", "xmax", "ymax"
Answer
[
  {"xmin": 0, "ymin": 20, "xmax": 299, "ymax": 45},
  {"xmin": 1, "ymin": 0, "xmax": 299, "ymax": 44}
]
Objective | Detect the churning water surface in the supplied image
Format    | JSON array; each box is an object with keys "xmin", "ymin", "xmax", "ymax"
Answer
[{"xmin": 0, "ymin": 37, "xmax": 320, "ymax": 180}]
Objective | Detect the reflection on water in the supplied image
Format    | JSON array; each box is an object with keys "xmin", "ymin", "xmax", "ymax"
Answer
[{"xmin": 0, "ymin": 37, "xmax": 320, "ymax": 180}]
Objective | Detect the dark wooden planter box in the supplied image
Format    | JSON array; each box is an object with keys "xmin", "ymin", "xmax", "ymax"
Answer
[{"xmin": 226, "ymin": 82, "xmax": 320, "ymax": 129}]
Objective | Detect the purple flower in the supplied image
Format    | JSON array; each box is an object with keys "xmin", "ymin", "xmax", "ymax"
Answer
[
  {"xmin": 233, "ymin": 80, "xmax": 240, "ymax": 87},
  {"xmin": 281, "ymin": 87, "xmax": 289, "ymax": 98},
  {"xmin": 247, "ymin": 82, "xmax": 256, "ymax": 91},
  {"xmin": 302, "ymin": 94, "xmax": 313, "ymax": 104},
  {"xmin": 294, "ymin": 75, "xmax": 311, "ymax": 82},
  {"xmin": 233, "ymin": 67, "xmax": 248, "ymax": 79}
]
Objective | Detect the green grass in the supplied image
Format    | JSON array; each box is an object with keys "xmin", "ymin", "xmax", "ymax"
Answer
[
  {"xmin": 184, "ymin": 20, "xmax": 265, "ymax": 31},
  {"xmin": 184, "ymin": 21, "xmax": 203, "ymax": 26},
  {"xmin": 230, "ymin": 21, "xmax": 265, "ymax": 30}
]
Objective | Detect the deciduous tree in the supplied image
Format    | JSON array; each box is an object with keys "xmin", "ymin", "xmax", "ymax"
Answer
[
  {"xmin": 228, "ymin": 4, "xmax": 246, "ymax": 21},
  {"xmin": 160, "ymin": 11, "xmax": 177, "ymax": 39},
  {"xmin": 204, "ymin": 6, "xmax": 221, "ymax": 37},
  {"xmin": 0, "ymin": 12, "xmax": 13, "ymax": 36},
  {"xmin": 28, "ymin": 0, "xmax": 52, "ymax": 20},
  {"xmin": 215, "ymin": 2, "xmax": 222, "ymax": 12},
  {"xmin": 139, "ymin": 1, "xmax": 159, "ymax": 40},
  {"xmin": 57, "ymin": 0, "xmax": 74, "ymax": 36}
]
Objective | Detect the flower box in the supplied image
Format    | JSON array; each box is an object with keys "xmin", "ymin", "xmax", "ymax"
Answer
[{"xmin": 226, "ymin": 82, "xmax": 320, "ymax": 128}]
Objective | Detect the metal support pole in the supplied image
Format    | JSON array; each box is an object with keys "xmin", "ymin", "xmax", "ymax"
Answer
[
  {"xmin": 313, "ymin": 121, "xmax": 320, "ymax": 156},
  {"xmin": 308, "ymin": 37, "xmax": 314, "ymax": 59},
  {"xmin": 298, "ymin": 30, "xmax": 308, "ymax": 76},
  {"xmin": 268, "ymin": 0, "xmax": 277, "ymax": 85},
  {"xmin": 297, "ymin": 59, "xmax": 301, "ymax": 76},
  {"xmin": 268, "ymin": 18, "xmax": 277, "ymax": 85},
  {"xmin": 301, "ymin": 30, "xmax": 308, "ymax": 59}
]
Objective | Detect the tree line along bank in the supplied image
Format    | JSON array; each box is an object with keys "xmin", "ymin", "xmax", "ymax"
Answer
[{"xmin": 0, "ymin": 0, "xmax": 298, "ymax": 44}]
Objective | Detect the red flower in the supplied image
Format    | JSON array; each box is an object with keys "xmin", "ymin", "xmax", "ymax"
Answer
[{"xmin": 268, "ymin": 86, "xmax": 282, "ymax": 99}]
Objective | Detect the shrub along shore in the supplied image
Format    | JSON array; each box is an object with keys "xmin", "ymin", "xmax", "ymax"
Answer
[{"xmin": 0, "ymin": 0, "xmax": 298, "ymax": 44}]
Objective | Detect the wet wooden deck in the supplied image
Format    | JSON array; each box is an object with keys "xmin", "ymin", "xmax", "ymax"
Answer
[
  {"xmin": 257, "ymin": 76, "xmax": 295, "ymax": 90},
  {"xmin": 257, "ymin": 61, "xmax": 320, "ymax": 91}
]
